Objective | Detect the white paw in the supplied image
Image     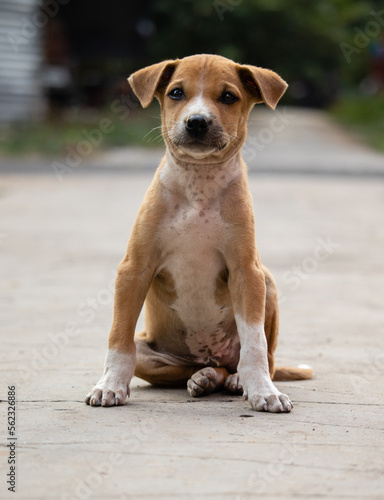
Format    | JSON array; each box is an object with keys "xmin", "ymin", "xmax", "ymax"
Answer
[
  {"xmin": 248, "ymin": 391, "xmax": 293, "ymax": 413},
  {"xmin": 224, "ymin": 372, "xmax": 243, "ymax": 394},
  {"xmin": 187, "ymin": 367, "xmax": 218, "ymax": 397},
  {"xmin": 242, "ymin": 375, "xmax": 293, "ymax": 413},
  {"xmin": 85, "ymin": 349, "xmax": 135, "ymax": 407},
  {"xmin": 235, "ymin": 320, "xmax": 292, "ymax": 413},
  {"xmin": 85, "ymin": 380, "xmax": 129, "ymax": 407}
]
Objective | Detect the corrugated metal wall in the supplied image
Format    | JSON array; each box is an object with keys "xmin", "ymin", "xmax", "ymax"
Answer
[{"xmin": 0, "ymin": 0, "xmax": 44, "ymax": 123}]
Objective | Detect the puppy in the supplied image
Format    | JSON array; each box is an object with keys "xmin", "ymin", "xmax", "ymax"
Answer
[{"xmin": 85, "ymin": 54, "xmax": 313, "ymax": 413}]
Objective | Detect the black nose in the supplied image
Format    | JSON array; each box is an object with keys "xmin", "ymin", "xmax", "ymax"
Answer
[{"xmin": 185, "ymin": 115, "xmax": 210, "ymax": 136}]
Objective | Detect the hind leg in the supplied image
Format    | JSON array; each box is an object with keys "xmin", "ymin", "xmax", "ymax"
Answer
[
  {"xmin": 135, "ymin": 336, "xmax": 199, "ymax": 385},
  {"xmin": 187, "ymin": 367, "xmax": 230, "ymax": 397},
  {"xmin": 262, "ymin": 265, "xmax": 279, "ymax": 379},
  {"xmin": 135, "ymin": 337, "xmax": 231, "ymax": 397},
  {"xmin": 224, "ymin": 372, "xmax": 243, "ymax": 394}
]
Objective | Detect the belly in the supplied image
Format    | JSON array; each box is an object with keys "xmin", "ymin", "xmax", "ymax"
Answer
[
  {"xmin": 148, "ymin": 256, "xmax": 239, "ymax": 369},
  {"xmin": 145, "ymin": 200, "xmax": 240, "ymax": 369}
]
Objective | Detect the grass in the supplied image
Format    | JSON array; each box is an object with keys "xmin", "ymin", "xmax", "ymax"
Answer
[
  {"xmin": 329, "ymin": 93, "xmax": 384, "ymax": 152},
  {"xmin": 0, "ymin": 105, "xmax": 164, "ymax": 158}
]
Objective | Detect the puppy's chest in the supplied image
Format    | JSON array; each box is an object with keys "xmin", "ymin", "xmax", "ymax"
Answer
[
  {"xmin": 160, "ymin": 196, "xmax": 225, "ymax": 257},
  {"xmin": 154, "ymin": 179, "xmax": 236, "ymax": 366},
  {"xmin": 157, "ymin": 192, "xmax": 228, "ymax": 330}
]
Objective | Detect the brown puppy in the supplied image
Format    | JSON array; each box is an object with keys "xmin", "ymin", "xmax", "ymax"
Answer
[{"xmin": 85, "ymin": 54, "xmax": 313, "ymax": 413}]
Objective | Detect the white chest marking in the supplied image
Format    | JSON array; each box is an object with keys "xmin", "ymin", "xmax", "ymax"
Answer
[
  {"xmin": 159, "ymin": 196, "xmax": 225, "ymax": 331},
  {"xmin": 157, "ymin": 154, "xmax": 242, "ymax": 365}
]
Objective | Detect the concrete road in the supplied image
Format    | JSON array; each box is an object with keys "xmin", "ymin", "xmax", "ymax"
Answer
[{"xmin": 1, "ymin": 109, "xmax": 384, "ymax": 499}]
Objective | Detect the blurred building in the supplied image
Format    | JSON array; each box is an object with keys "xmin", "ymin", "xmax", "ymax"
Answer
[
  {"xmin": 0, "ymin": 0, "xmax": 150, "ymax": 124},
  {"xmin": 0, "ymin": 0, "xmax": 44, "ymax": 123},
  {"xmin": 47, "ymin": 0, "xmax": 151, "ymax": 111}
]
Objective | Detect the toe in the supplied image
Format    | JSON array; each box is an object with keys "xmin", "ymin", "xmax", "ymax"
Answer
[
  {"xmin": 115, "ymin": 389, "xmax": 127, "ymax": 406},
  {"xmin": 187, "ymin": 374, "xmax": 213, "ymax": 397},
  {"xmin": 89, "ymin": 389, "xmax": 102, "ymax": 406},
  {"xmin": 231, "ymin": 381, "xmax": 243, "ymax": 394},
  {"xmin": 196, "ymin": 375, "xmax": 210, "ymax": 389},
  {"xmin": 250, "ymin": 394, "xmax": 268, "ymax": 412},
  {"xmin": 101, "ymin": 390, "xmax": 115, "ymax": 407},
  {"xmin": 225, "ymin": 374, "xmax": 243, "ymax": 394},
  {"xmin": 279, "ymin": 394, "xmax": 293, "ymax": 412},
  {"xmin": 187, "ymin": 368, "xmax": 220, "ymax": 397},
  {"xmin": 266, "ymin": 394, "xmax": 283, "ymax": 413},
  {"xmin": 187, "ymin": 379, "xmax": 202, "ymax": 397}
]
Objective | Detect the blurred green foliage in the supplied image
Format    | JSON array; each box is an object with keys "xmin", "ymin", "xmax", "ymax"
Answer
[
  {"xmin": 146, "ymin": 0, "xmax": 382, "ymax": 106},
  {"xmin": 330, "ymin": 94, "xmax": 384, "ymax": 151},
  {"xmin": 0, "ymin": 107, "xmax": 162, "ymax": 157}
]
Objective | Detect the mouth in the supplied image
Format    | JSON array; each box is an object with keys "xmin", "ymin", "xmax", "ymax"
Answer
[
  {"xmin": 174, "ymin": 139, "xmax": 228, "ymax": 159},
  {"xmin": 177, "ymin": 138, "xmax": 227, "ymax": 151},
  {"xmin": 165, "ymin": 127, "xmax": 229, "ymax": 157},
  {"xmin": 162, "ymin": 118, "xmax": 237, "ymax": 160}
]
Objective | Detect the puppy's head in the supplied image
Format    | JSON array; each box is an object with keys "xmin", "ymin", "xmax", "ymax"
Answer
[{"xmin": 128, "ymin": 54, "xmax": 287, "ymax": 163}]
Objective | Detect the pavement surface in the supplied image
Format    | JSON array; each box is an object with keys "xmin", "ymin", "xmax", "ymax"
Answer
[{"xmin": 1, "ymin": 108, "xmax": 384, "ymax": 499}]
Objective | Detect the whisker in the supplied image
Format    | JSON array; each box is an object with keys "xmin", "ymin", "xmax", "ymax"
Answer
[
  {"xmin": 143, "ymin": 125, "xmax": 163, "ymax": 141},
  {"xmin": 147, "ymin": 135, "xmax": 164, "ymax": 144}
]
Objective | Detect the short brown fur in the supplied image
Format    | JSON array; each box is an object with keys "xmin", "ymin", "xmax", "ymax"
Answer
[{"xmin": 85, "ymin": 55, "xmax": 313, "ymax": 413}]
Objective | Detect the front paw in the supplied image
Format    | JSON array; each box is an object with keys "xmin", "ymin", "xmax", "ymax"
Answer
[
  {"xmin": 247, "ymin": 390, "xmax": 293, "ymax": 413},
  {"xmin": 85, "ymin": 349, "xmax": 135, "ymax": 407},
  {"xmin": 85, "ymin": 382, "xmax": 128, "ymax": 407},
  {"xmin": 242, "ymin": 375, "xmax": 293, "ymax": 413}
]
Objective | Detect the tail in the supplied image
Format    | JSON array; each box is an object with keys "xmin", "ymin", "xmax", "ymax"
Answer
[{"xmin": 273, "ymin": 364, "xmax": 314, "ymax": 381}]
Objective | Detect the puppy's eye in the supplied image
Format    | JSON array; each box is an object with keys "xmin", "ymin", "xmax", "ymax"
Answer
[
  {"xmin": 168, "ymin": 88, "xmax": 184, "ymax": 100},
  {"xmin": 220, "ymin": 91, "xmax": 239, "ymax": 104}
]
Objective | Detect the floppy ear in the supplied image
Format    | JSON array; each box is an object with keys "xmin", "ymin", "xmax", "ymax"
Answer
[
  {"xmin": 237, "ymin": 65, "xmax": 288, "ymax": 110},
  {"xmin": 127, "ymin": 60, "xmax": 178, "ymax": 108}
]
